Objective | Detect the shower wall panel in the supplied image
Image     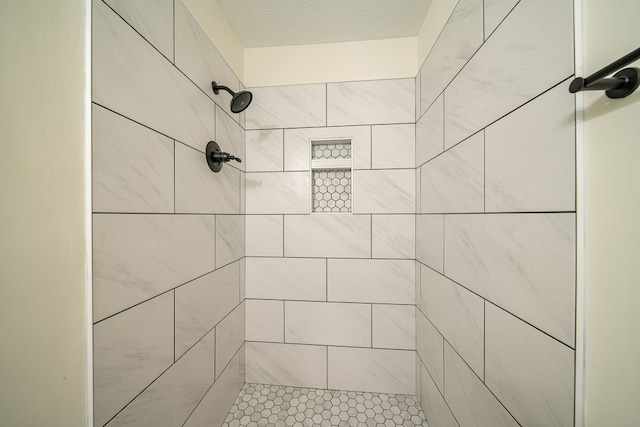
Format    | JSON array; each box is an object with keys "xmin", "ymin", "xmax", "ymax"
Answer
[
  {"xmin": 414, "ymin": 0, "xmax": 576, "ymax": 426},
  {"xmin": 92, "ymin": 0, "xmax": 246, "ymax": 425},
  {"xmin": 245, "ymin": 78, "xmax": 417, "ymax": 394}
]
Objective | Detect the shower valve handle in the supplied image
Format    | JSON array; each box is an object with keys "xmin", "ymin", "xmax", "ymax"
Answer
[{"xmin": 212, "ymin": 151, "xmax": 242, "ymax": 163}]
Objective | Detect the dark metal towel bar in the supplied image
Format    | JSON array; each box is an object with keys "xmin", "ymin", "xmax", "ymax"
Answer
[{"xmin": 569, "ymin": 47, "xmax": 640, "ymax": 99}]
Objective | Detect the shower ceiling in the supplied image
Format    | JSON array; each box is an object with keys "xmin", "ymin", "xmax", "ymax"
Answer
[{"xmin": 216, "ymin": 0, "xmax": 433, "ymax": 47}]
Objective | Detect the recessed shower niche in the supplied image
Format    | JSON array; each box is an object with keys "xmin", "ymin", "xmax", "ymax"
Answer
[{"xmin": 310, "ymin": 138, "xmax": 352, "ymax": 213}]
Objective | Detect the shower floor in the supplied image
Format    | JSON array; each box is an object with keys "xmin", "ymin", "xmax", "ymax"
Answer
[{"xmin": 222, "ymin": 383, "xmax": 428, "ymax": 427}]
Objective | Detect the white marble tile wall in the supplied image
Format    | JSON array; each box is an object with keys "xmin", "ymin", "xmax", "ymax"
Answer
[
  {"xmin": 245, "ymin": 215, "xmax": 284, "ymax": 256},
  {"xmin": 216, "ymin": 106, "xmax": 246, "ymax": 172},
  {"xmin": 92, "ymin": 104, "xmax": 174, "ymax": 213},
  {"xmin": 284, "ymin": 215, "xmax": 371, "ymax": 258},
  {"xmin": 328, "ymin": 347, "xmax": 415, "ymax": 394},
  {"xmin": 372, "ymin": 215, "xmax": 415, "ymax": 259},
  {"xmin": 246, "ymin": 84, "xmax": 326, "ymax": 130},
  {"xmin": 215, "ymin": 303, "xmax": 245, "ymax": 379},
  {"xmin": 353, "ymin": 169, "xmax": 415, "ymax": 214},
  {"xmin": 246, "ymin": 129, "xmax": 284, "ymax": 172},
  {"xmin": 483, "ymin": 0, "xmax": 520, "ymax": 38},
  {"xmin": 245, "ymin": 299, "xmax": 284, "ymax": 342},
  {"xmin": 216, "ymin": 215, "xmax": 245, "ymax": 267},
  {"xmin": 245, "ymin": 257, "xmax": 327, "ymax": 301},
  {"xmin": 416, "ymin": 310, "xmax": 445, "ymax": 393},
  {"xmin": 246, "ymin": 172, "xmax": 310, "ymax": 214},
  {"xmin": 327, "ymin": 79, "xmax": 415, "ymax": 126},
  {"xmin": 416, "ymin": 93, "xmax": 444, "ymax": 166},
  {"xmin": 419, "ymin": 364, "xmax": 459, "ymax": 427},
  {"xmin": 372, "ymin": 305, "xmax": 416, "ymax": 350},
  {"xmin": 371, "ymin": 124, "xmax": 415, "ymax": 169},
  {"xmin": 415, "ymin": 214, "xmax": 444, "ymax": 273}
]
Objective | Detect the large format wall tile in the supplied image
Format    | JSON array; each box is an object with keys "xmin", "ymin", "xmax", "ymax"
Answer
[
  {"xmin": 353, "ymin": 169, "xmax": 415, "ymax": 214},
  {"xmin": 246, "ymin": 172, "xmax": 310, "ymax": 214},
  {"xmin": 285, "ymin": 302, "xmax": 371, "ymax": 347},
  {"xmin": 416, "ymin": 93, "xmax": 444, "ymax": 166},
  {"xmin": 445, "ymin": 213, "xmax": 575, "ymax": 345},
  {"xmin": 216, "ymin": 106, "xmax": 246, "ymax": 172},
  {"xmin": 94, "ymin": 293, "xmax": 174, "ymax": 427},
  {"xmin": 245, "ymin": 257, "xmax": 326, "ymax": 301},
  {"xmin": 485, "ymin": 83, "xmax": 575, "ymax": 212},
  {"xmin": 328, "ymin": 259, "xmax": 414, "ymax": 304},
  {"xmin": 106, "ymin": 331, "xmax": 214, "ymax": 427},
  {"xmin": 415, "ymin": 215, "xmax": 444, "ymax": 272},
  {"xmin": 216, "ymin": 215, "xmax": 244, "ymax": 267},
  {"xmin": 421, "ymin": 266, "xmax": 484, "ymax": 378},
  {"xmin": 175, "ymin": 143, "xmax": 241, "ymax": 214},
  {"xmin": 245, "ymin": 215, "xmax": 283, "ymax": 256},
  {"xmin": 246, "ymin": 84, "xmax": 326, "ymax": 130},
  {"xmin": 284, "ymin": 126, "xmax": 371, "ymax": 171},
  {"xmin": 215, "ymin": 303, "xmax": 245, "ymax": 379},
  {"xmin": 371, "ymin": 124, "xmax": 415, "ymax": 169},
  {"xmin": 372, "ymin": 215, "xmax": 415, "ymax": 259},
  {"xmin": 93, "ymin": 214, "xmax": 215, "ymax": 321},
  {"xmin": 174, "ymin": 263, "xmax": 240, "ymax": 359},
  {"xmin": 328, "ymin": 347, "xmax": 415, "ymax": 394},
  {"xmin": 484, "ymin": 0, "xmax": 520, "ymax": 38},
  {"xmin": 419, "ymin": 0, "xmax": 484, "ymax": 112},
  {"xmin": 327, "ymin": 79, "xmax": 414, "ymax": 126},
  {"xmin": 245, "ymin": 299, "xmax": 284, "ymax": 342},
  {"xmin": 92, "ymin": 104, "xmax": 174, "ymax": 213},
  {"xmin": 245, "ymin": 342, "xmax": 327, "ymax": 389},
  {"xmin": 93, "ymin": 0, "xmax": 213, "ymax": 152},
  {"xmin": 284, "ymin": 215, "xmax": 371, "ymax": 258},
  {"xmin": 174, "ymin": 0, "xmax": 241, "ymax": 123},
  {"xmin": 416, "ymin": 311, "xmax": 444, "ymax": 393},
  {"xmin": 246, "ymin": 129, "xmax": 284, "ymax": 172},
  {"xmin": 444, "ymin": 0, "xmax": 574, "ymax": 147},
  {"xmin": 420, "ymin": 131, "xmax": 484, "ymax": 213},
  {"xmin": 372, "ymin": 305, "xmax": 415, "ymax": 350},
  {"xmin": 444, "ymin": 343, "xmax": 519, "ymax": 427},
  {"xmin": 486, "ymin": 304, "xmax": 574, "ymax": 427},
  {"xmin": 105, "ymin": 0, "xmax": 174, "ymax": 61},
  {"xmin": 419, "ymin": 364, "xmax": 459, "ymax": 427}
]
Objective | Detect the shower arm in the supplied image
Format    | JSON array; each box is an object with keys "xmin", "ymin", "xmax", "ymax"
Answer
[{"xmin": 212, "ymin": 83, "xmax": 234, "ymax": 96}]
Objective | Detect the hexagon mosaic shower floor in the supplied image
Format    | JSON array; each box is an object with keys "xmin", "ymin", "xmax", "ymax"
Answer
[{"xmin": 222, "ymin": 383, "xmax": 429, "ymax": 427}]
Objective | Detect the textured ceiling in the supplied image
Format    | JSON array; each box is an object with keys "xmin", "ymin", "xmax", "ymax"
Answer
[{"xmin": 216, "ymin": 0, "xmax": 433, "ymax": 48}]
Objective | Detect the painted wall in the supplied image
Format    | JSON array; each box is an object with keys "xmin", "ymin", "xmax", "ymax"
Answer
[
  {"xmin": 582, "ymin": 0, "xmax": 640, "ymax": 425},
  {"xmin": 414, "ymin": 0, "xmax": 577, "ymax": 426},
  {"xmin": 91, "ymin": 0, "xmax": 245, "ymax": 425},
  {"xmin": 243, "ymin": 78, "xmax": 417, "ymax": 394},
  {"xmin": 0, "ymin": 0, "xmax": 90, "ymax": 425}
]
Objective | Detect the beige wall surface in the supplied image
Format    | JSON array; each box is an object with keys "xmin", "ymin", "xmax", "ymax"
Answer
[
  {"xmin": 0, "ymin": 0, "xmax": 90, "ymax": 426},
  {"xmin": 582, "ymin": 0, "xmax": 640, "ymax": 425}
]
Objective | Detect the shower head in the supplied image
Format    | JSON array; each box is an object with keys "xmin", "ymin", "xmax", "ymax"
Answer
[{"xmin": 211, "ymin": 81, "xmax": 253, "ymax": 113}]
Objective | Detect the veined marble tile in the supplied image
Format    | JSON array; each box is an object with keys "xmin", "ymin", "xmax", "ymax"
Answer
[
  {"xmin": 419, "ymin": 0, "xmax": 484, "ymax": 113},
  {"xmin": 484, "ymin": 0, "xmax": 521, "ymax": 38},
  {"xmin": 175, "ymin": 143, "xmax": 241, "ymax": 214},
  {"xmin": 246, "ymin": 215, "xmax": 284, "ymax": 257},
  {"xmin": 93, "ymin": 214, "xmax": 215, "ymax": 322},
  {"xmin": 183, "ymin": 352, "xmax": 241, "ymax": 427},
  {"xmin": 328, "ymin": 259, "xmax": 414, "ymax": 304},
  {"xmin": 246, "ymin": 172, "xmax": 310, "ymax": 214},
  {"xmin": 104, "ymin": 0, "xmax": 173, "ymax": 61},
  {"xmin": 372, "ymin": 215, "xmax": 415, "ymax": 259},
  {"xmin": 240, "ymin": 171, "xmax": 246, "ymax": 215},
  {"xmin": 353, "ymin": 169, "xmax": 415, "ymax": 214},
  {"xmin": 415, "ymin": 74, "xmax": 421, "ymax": 122},
  {"xmin": 445, "ymin": 213, "xmax": 575, "ymax": 345},
  {"xmin": 93, "ymin": 293, "xmax": 174, "ymax": 427},
  {"xmin": 486, "ymin": 304, "xmax": 575, "ymax": 427},
  {"xmin": 92, "ymin": 103, "xmax": 174, "ymax": 213},
  {"xmin": 372, "ymin": 305, "xmax": 415, "ymax": 350},
  {"xmin": 416, "ymin": 94, "xmax": 444, "ymax": 166},
  {"xmin": 246, "ymin": 129, "xmax": 284, "ymax": 172},
  {"xmin": 284, "ymin": 125, "xmax": 371, "ymax": 171},
  {"xmin": 216, "ymin": 215, "xmax": 244, "ymax": 267},
  {"xmin": 245, "ymin": 257, "xmax": 326, "ymax": 301},
  {"xmin": 93, "ymin": 0, "xmax": 213, "ymax": 152},
  {"xmin": 445, "ymin": 342, "xmax": 519, "ymax": 427},
  {"xmin": 485, "ymin": 82, "xmax": 576, "ymax": 212},
  {"xmin": 246, "ymin": 299, "xmax": 284, "ymax": 342},
  {"xmin": 284, "ymin": 215, "xmax": 371, "ymax": 258},
  {"xmin": 419, "ymin": 363, "xmax": 459, "ymax": 427},
  {"xmin": 174, "ymin": 262, "xmax": 240, "ymax": 359},
  {"xmin": 415, "ymin": 351, "xmax": 423, "ymax": 404},
  {"xmin": 416, "ymin": 310, "xmax": 444, "ymax": 393},
  {"xmin": 239, "ymin": 258, "xmax": 246, "ymax": 301},
  {"xmin": 421, "ymin": 131, "xmax": 484, "ymax": 213},
  {"xmin": 371, "ymin": 124, "xmax": 415, "ymax": 169},
  {"xmin": 415, "ymin": 165, "xmax": 421, "ymax": 213},
  {"xmin": 285, "ymin": 301, "xmax": 371, "ymax": 347},
  {"xmin": 216, "ymin": 106, "xmax": 246, "ymax": 172},
  {"xmin": 106, "ymin": 331, "xmax": 214, "ymax": 427},
  {"xmin": 328, "ymin": 347, "xmax": 415, "ymax": 394},
  {"xmin": 216, "ymin": 303, "xmax": 245, "ymax": 379},
  {"xmin": 416, "ymin": 214, "xmax": 444, "ymax": 273},
  {"xmin": 246, "ymin": 84, "xmax": 326, "ymax": 130},
  {"xmin": 245, "ymin": 342, "xmax": 327, "ymax": 389},
  {"xmin": 444, "ymin": 0, "xmax": 574, "ymax": 147},
  {"xmin": 327, "ymin": 79, "xmax": 414, "ymax": 126},
  {"xmin": 174, "ymin": 0, "xmax": 241, "ymax": 123},
  {"xmin": 421, "ymin": 266, "xmax": 484, "ymax": 378}
]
